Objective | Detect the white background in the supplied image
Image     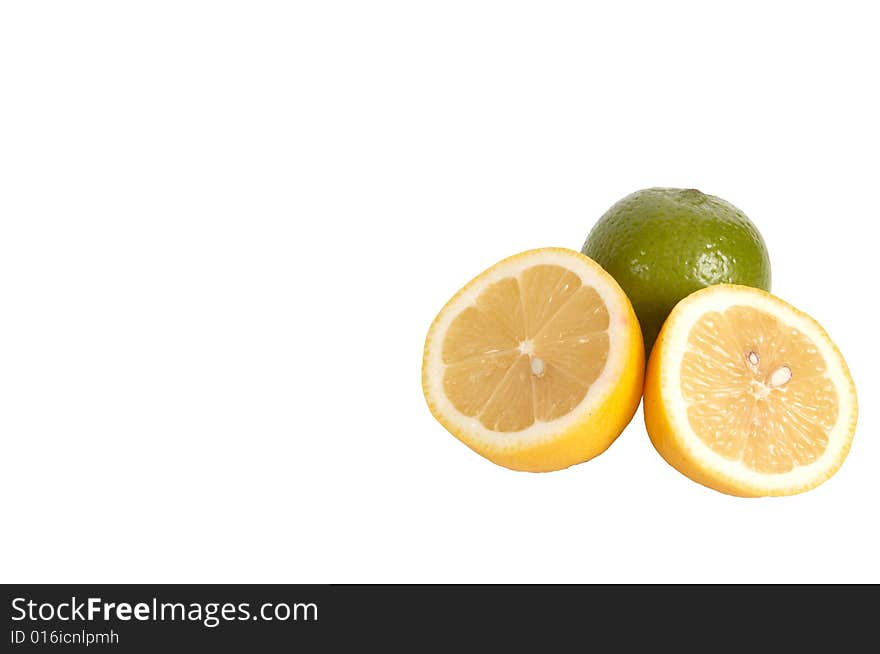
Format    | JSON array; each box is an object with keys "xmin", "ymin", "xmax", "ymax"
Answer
[{"xmin": 1, "ymin": 2, "xmax": 877, "ymax": 583}]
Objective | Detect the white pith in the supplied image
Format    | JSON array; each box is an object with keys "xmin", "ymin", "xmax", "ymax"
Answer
[
  {"xmin": 423, "ymin": 249, "xmax": 635, "ymax": 453},
  {"xmin": 659, "ymin": 286, "xmax": 857, "ymax": 492}
]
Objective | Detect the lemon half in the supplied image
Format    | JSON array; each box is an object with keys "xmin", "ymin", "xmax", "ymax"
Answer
[
  {"xmin": 422, "ymin": 248, "xmax": 644, "ymax": 472},
  {"xmin": 644, "ymin": 284, "xmax": 858, "ymax": 496}
]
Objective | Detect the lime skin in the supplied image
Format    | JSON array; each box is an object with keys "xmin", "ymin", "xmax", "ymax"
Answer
[{"xmin": 581, "ymin": 188, "xmax": 771, "ymax": 354}]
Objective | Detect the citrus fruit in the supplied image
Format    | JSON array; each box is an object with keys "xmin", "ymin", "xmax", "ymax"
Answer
[
  {"xmin": 422, "ymin": 248, "xmax": 644, "ymax": 472},
  {"xmin": 644, "ymin": 284, "xmax": 857, "ymax": 497},
  {"xmin": 581, "ymin": 188, "xmax": 771, "ymax": 353}
]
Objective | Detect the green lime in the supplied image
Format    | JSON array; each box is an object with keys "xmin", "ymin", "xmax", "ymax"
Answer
[{"xmin": 581, "ymin": 188, "xmax": 771, "ymax": 353}]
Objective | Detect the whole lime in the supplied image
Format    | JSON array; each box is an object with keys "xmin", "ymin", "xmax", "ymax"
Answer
[{"xmin": 581, "ymin": 188, "xmax": 771, "ymax": 353}]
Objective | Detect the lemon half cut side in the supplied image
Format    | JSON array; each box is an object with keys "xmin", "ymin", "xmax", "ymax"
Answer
[
  {"xmin": 644, "ymin": 284, "xmax": 858, "ymax": 496},
  {"xmin": 422, "ymin": 248, "xmax": 644, "ymax": 472}
]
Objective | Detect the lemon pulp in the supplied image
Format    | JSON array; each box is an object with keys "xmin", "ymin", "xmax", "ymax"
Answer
[
  {"xmin": 681, "ymin": 304, "xmax": 838, "ymax": 474},
  {"xmin": 442, "ymin": 264, "xmax": 610, "ymax": 432}
]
